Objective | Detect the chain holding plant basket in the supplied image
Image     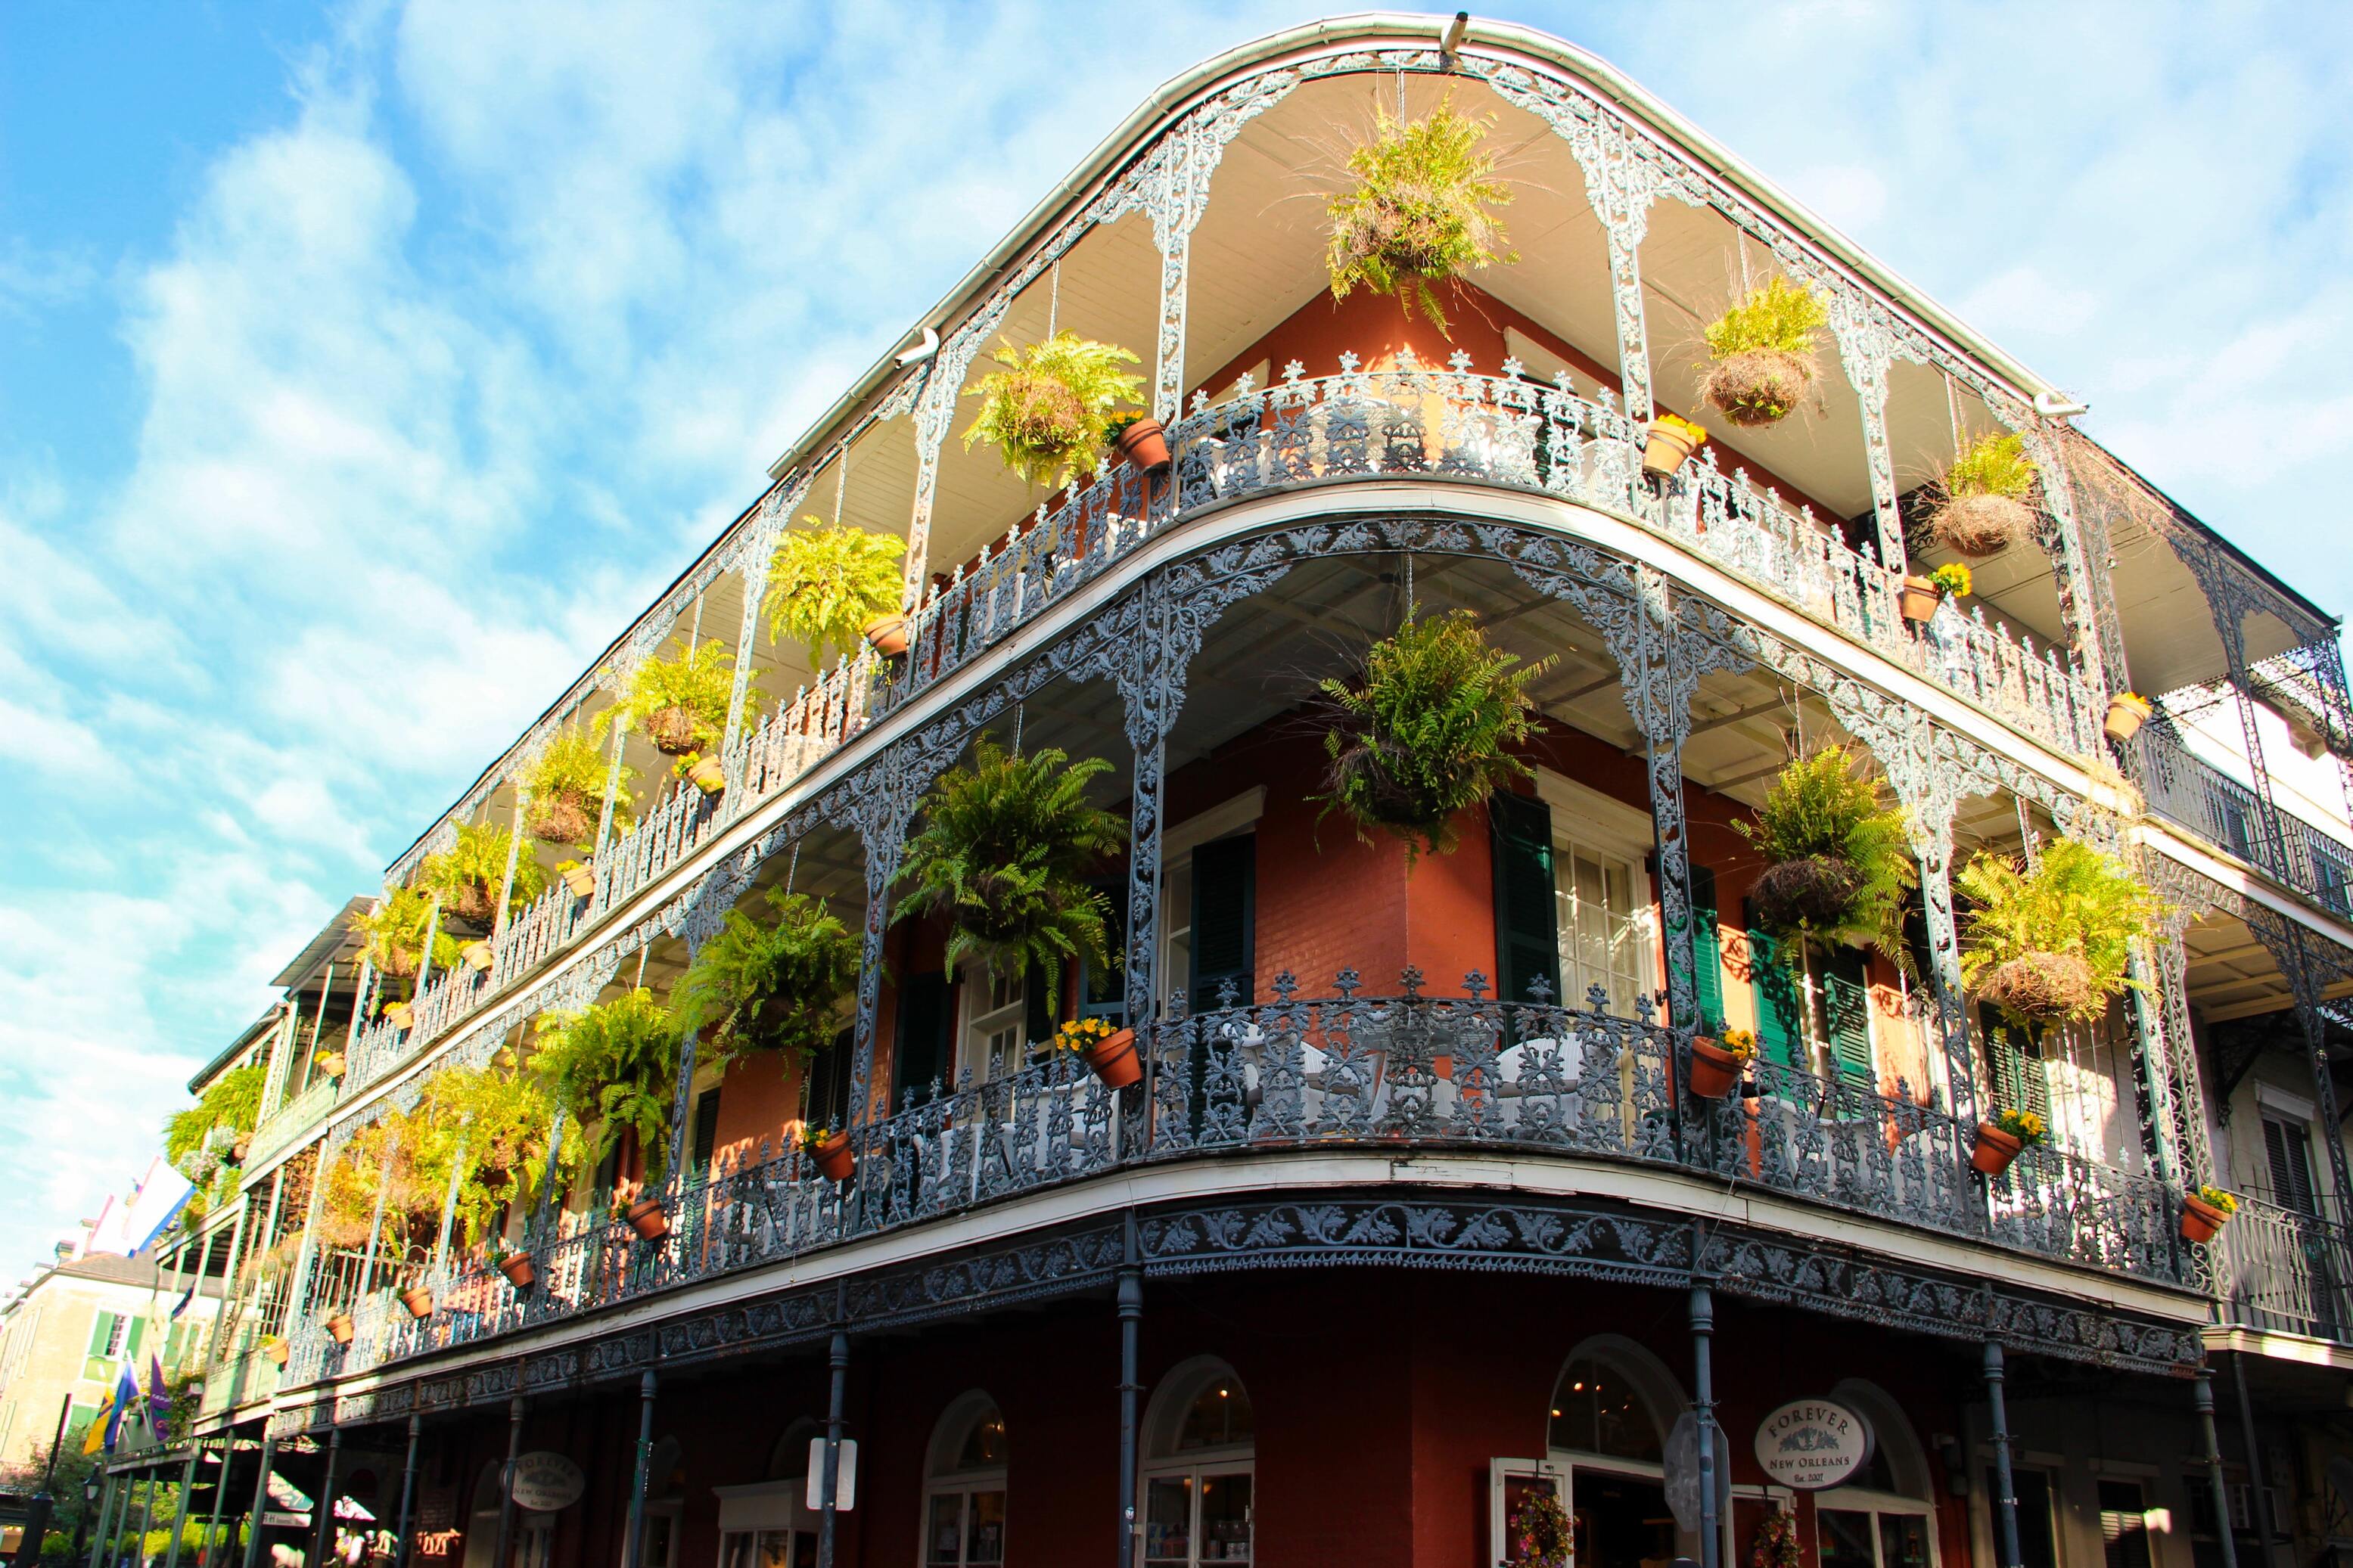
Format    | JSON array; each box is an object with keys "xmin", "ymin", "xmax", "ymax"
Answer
[
  {"xmin": 1055, "ymin": 1016, "xmax": 1141, "ymax": 1089},
  {"xmin": 1970, "ymin": 1105, "xmax": 2047, "ymax": 1178}
]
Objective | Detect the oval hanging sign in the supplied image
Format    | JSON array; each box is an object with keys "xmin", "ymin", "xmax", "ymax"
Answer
[
  {"xmin": 1752, "ymin": 1399, "xmax": 1872, "ymax": 1490},
  {"xmin": 509, "ymin": 1452, "xmax": 586, "ymax": 1512}
]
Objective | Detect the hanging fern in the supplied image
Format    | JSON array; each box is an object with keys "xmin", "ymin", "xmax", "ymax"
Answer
[
  {"xmin": 763, "ymin": 517, "xmax": 907, "ymax": 668},
  {"xmin": 524, "ymin": 724, "xmax": 636, "ymax": 848},
  {"xmin": 609, "ymin": 638, "xmax": 756, "ymax": 757},
  {"xmin": 896, "ymin": 735, "xmax": 1128, "ymax": 992},
  {"xmin": 417, "ymin": 821, "xmax": 548, "ymax": 927},
  {"xmin": 674, "ymin": 889, "xmax": 861, "ymax": 1073},
  {"xmin": 1956, "ymin": 837, "xmax": 2164, "ymax": 1029},
  {"xmin": 1326, "ymin": 95, "xmax": 1515, "ymax": 337},
  {"xmin": 1700, "ymin": 277, "xmax": 1828, "ymax": 427},
  {"xmin": 1736, "ymin": 745, "xmax": 1916, "ymax": 969},
  {"xmin": 317, "ymin": 1110, "xmax": 443, "ymax": 1251},
  {"xmin": 350, "ymin": 885, "xmax": 463, "ymax": 981},
  {"xmin": 1313, "ymin": 607, "xmax": 1548, "ymax": 861},
  {"xmin": 530, "ymin": 987, "xmax": 682, "ymax": 1184},
  {"xmin": 962, "ymin": 332, "xmax": 1144, "ymax": 489},
  {"xmin": 163, "ymin": 1063, "xmax": 266, "ymax": 1182},
  {"xmin": 414, "ymin": 1053, "xmax": 579, "ymax": 1247}
]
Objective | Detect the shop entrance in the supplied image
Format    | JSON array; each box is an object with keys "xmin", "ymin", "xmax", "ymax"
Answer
[{"xmin": 1571, "ymin": 1469, "xmax": 1676, "ymax": 1568}]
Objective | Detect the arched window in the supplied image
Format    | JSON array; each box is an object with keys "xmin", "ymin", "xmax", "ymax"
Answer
[
  {"xmin": 715, "ymin": 1423, "xmax": 819, "ymax": 1568},
  {"xmin": 1814, "ymin": 1380, "xmax": 1939, "ymax": 1568},
  {"xmin": 1519, "ymin": 1337, "xmax": 1686, "ymax": 1568},
  {"xmin": 1141, "ymin": 1358, "xmax": 1254, "ymax": 1568},
  {"xmin": 923, "ymin": 1393, "xmax": 1007, "ymax": 1568}
]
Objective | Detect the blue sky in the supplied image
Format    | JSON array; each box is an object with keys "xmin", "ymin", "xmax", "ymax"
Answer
[{"xmin": 4, "ymin": 0, "xmax": 2351, "ymax": 1290}]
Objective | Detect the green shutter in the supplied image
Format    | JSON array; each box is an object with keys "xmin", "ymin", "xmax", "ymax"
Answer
[
  {"xmin": 1747, "ymin": 925, "xmax": 1807, "ymax": 1069},
  {"xmin": 1821, "ymin": 947, "xmax": 1873, "ymax": 1080},
  {"xmin": 1490, "ymin": 792, "xmax": 1562, "ymax": 1005},
  {"xmin": 690, "ymin": 1088, "xmax": 722, "ymax": 1175},
  {"xmin": 1982, "ymin": 1005, "xmax": 2050, "ymax": 1122},
  {"xmin": 1024, "ymin": 960, "xmax": 1055, "ymax": 1047},
  {"xmin": 124, "ymin": 1316, "xmax": 145, "ymax": 1360},
  {"xmin": 1189, "ymin": 834, "xmax": 1256, "ymax": 1006},
  {"xmin": 1690, "ymin": 865, "xmax": 1724, "ymax": 1030},
  {"xmin": 85, "ymin": 1311, "xmax": 117, "ymax": 1358}
]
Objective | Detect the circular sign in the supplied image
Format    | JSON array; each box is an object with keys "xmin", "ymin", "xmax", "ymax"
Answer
[
  {"xmin": 509, "ymin": 1452, "xmax": 585, "ymax": 1513},
  {"xmin": 1752, "ymin": 1399, "xmax": 1873, "ymax": 1490}
]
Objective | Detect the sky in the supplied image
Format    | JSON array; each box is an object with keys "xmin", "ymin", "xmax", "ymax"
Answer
[{"xmin": 2, "ymin": 0, "xmax": 2350, "ymax": 1291}]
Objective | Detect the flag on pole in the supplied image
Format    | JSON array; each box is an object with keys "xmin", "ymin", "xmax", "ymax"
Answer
[
  {"xmin": 79, "ymin": 1389, "xmax": 114, "ymax": 1455},
  {"xmin": 103, "ymin": 1362, "xmax": 137, "ymax": 1451},
  {"xmin": 169, "ymin": 1280, "xmax": 195, "ymax": 1320},
  {"xmin": 148, "ymin": 1354, "xmax": 171, "ymax": 1430}
]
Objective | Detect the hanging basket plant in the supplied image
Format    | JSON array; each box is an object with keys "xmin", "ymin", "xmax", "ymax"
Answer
[
  {"xmin": 675, "ymin": 888, "xmax": 860, "ymax": 1074},
  {"xmin": 1956, "ymin": 837, "xmax": 2165, "ymax": 1032},
  {"xmin": 897, "ymin": 735, "xmax": 1127, "ymax": 991},
  {"xmin": 1313, "ymin": 607, "xmax": 1550, "ymax": 862},
  {"xmin": 418, "ymin": 821, "xmax": 548, "ymax": 928},
  {"xmin": 1736, "ymin": 745, "xmax": 1916, "ymax": 969},
  {"xmin": 764, "ymin": 516, "xmax": 908, "ymax": 669},
  {"xmin": 962, "ymin": 331, "xmax": 1144, "ymax": 489},
  {"xmin": 611, "ymin": 637, "xmax": 754, "ymax": 759},
  {"xmin": 523, "ymin": 724, "xmax": 636, "ymax": 851},
  {"xmin": 1930, "ymin": 432, "xmax": 2038, "ymax": 557},
  {"xmin": 350, "ymin": 886, "xmax": 462, "ymax": 981},
  {"xmin": 1700, "ymin": 277, "xmax": 1828, "ymax": 427},
  {"xmin": 1325, "ymin": 94, "xmax": 1515, "ymax": 337},
  {"xmin": 530, "ymin": 986, "xmax": 682, "ymax": 1186},
  {"xmin": 415, "ymin": 1051, "xmax": 577, "ymax": 1249}
]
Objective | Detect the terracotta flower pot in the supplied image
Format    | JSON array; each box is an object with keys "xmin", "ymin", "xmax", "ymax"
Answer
[
  {"xmin": 497, "ymin": 1252, "xmax": 536, "ymax": 1291},
  {"xmin": 1083, "ymin": 1027, "xmax": 1143, "ymax": 1089},
  {"xmin": 625, "ymin": 1197, "xmax": 670, "ymax": 1242},
  {"xmin": 686, "ymin": 756, "xmax": 726, "ymax": 795},
  {"xmin": 1972, "ymin": 1122, "xmax": 2024, "ymax": 1177},
  {"xmin": 1114, "ymin": 418, "xmax": 1172, "ymax": 473},
  {"xmin": 325, "ymin": 1313, "xmax": 355, "ymax": 1346},
  {"xmin": 232, "ymin": 1136, "xmax": 251, "ymax": 1162},
  {"xmin": 1641, "ymin": 418, "xmax": 1703, "ymax": 476},
  {"xmin": 315, "ymin": 1051, "xmax": 348, "ymax": 1077},
  {"xmin": 462, "ymin": 940, "xmax": 494, "ymax": 973},
  {"xmin": 264, "ymin": 1340, "xmax": 289, "ymax": 1368},
  {"xmin": 2103, "ymin": 693, "xmax": 2153, "ymax": 745},
  {"xmin": 384, "ymin": 1003, "xmax": 414, "ymax": 1031},
  {"xmin": 1687, "ymin": 1037, "xmax": 1742, "ymax": 1099},
  {"xmin": 863, "ymin": 613, "xmax": 911, "ymax": 658},
  {"xmin": 1898, "ymin": 576, "xmax": 1945, "ymax": 623},
  {"xmin": 561, "ymin": 862, "xmax": 596, "ymax": 899},
  {"xmin": 810, "ymin": 1132, "xmax": 855, "ymax": 1184},
  {"xmin": 2180, "ymin": 1194, "xmax": 2233, "ymax": 1244},
  {"xmin": 399, "ymin": 1287, "xmax": 434, "ymax": 1321}
]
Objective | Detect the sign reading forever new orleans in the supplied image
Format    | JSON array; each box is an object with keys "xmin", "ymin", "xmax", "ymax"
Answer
[
  {"xmin": 510, "ymin": 1452, "xmax": 587, "ymax": 1512},
  {"xmin": 1752, "ymin": 1400, "xmax": 1872, "ymax": 1490}
]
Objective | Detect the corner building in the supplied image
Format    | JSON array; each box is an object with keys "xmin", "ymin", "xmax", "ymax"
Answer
[{"xmin": 153, "ymin": 17, "xmax": 2353, "ymax": 1568}]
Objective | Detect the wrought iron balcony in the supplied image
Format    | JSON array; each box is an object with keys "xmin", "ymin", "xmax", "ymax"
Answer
[
  {"xmin": 2142, "ymin": 725, "xmax": 2353, "ymax": 918},
  {"xmin": 288, "ymin": 971, "xmax": 2203, "ymax": 1389},
  {"xmin": 2208, "ymin": 1193, "xmax": 2353, "ymax": 1343},
  {"xmin": 241, "ymin": 1074, "xmax": 339, "ymax": 1173}
]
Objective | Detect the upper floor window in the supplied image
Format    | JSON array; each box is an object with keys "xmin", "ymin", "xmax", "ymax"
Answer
[
  {"xmin": 1143, "ymin": 1358, "xmax": 1255, "ymax": 1568},
  {"xmin": 924, "ymin": 1393, "xmax": 1007, "ymax": 1568},
  {"xmin": 1493, "ymin": 775, "xmax": 1656, "ymax": 1015}
]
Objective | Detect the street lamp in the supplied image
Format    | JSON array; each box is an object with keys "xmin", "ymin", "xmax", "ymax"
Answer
[{"xmin": 70, "ymin": 1476, "xmax": 100, "ymax": 1567}]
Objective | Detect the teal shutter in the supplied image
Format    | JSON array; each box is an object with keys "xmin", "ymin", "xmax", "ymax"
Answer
[
  {"xmin": 1023, "ymin": 960, "xmax": 1055, "ymax": 1048},
  {"xmin": 1982, "ymin": 1004, "xmax": 2050, "ymax": 1122},
  {"xmin": 1821, "ymin": 947, "xmax": 1873, "ymax": 1080},
  {"xmin": 1077, "ymin": 878, "xmax": 1127, "ymax": 1022},
  {"xmin": 1690, "ymin": 865, "xmax": 1724, "ymax": 1031},
  {"xmin": 690, "ymin": 1088, "xmax": 721, "ymax": 1175},
  {"xmin": 1746, "ymin": 923, "xmax": 1807, "ymax": 1069},
  {"xmin": 1490, "ymin": 792, "xmax": 1562, "ymax": 1005},
  {"xmin": 1189, "ymin": 835, "xmax": 1256, "ymax": 1006},
  {"xmin": 83, "ymin": 1311, "xmax": 118, "ymax": 1381},
  {"xmin": 123, "ymin": 1315, "xmax": 145, "ymax": 1360}
]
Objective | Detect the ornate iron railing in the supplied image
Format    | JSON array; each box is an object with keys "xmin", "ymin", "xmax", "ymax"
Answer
[
  {"xmin": 243, "ymin": 1076, "xmax": 340, "ymax": 1172},
  {"xmin": 2211, "ymin": 1194, "xmax": 2353, "ymax": 1342},
  {"xmin": 2143, "ymin": 725, "xmax": 2353, "ymax": 918},
  {"xmin": 294, "ymin": 971, "xmax": 2208, "ymax": 1386},
  {"xmin": 337, "ymin": 356, "xmax": 2106, "ymax": 1107}
]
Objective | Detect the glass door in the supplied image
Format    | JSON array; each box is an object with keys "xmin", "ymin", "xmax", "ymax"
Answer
[{"xmin": 1143, "ymin": 1468, "xmax": 1252, "ymax": 1567}]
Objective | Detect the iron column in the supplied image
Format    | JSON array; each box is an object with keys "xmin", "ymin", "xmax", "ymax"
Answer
[
  {"xmin": 1984, "ymin": 1341, "xmax": 2022, "ymax": 1568},
  {"xmin": 818, "ymin": 1332, "xmax": 850, "ymax": 1568},
  {"xmin": 2195, "ymin": 1368, "xmax": 2242, "ymax": 1568}
]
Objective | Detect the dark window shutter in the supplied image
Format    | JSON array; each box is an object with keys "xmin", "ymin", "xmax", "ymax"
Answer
[
  {"xmin": 1745, "ymin": 914, "xmax": 1806, "ymax": 1068},
  {"xmin": 1490, "ymin": 792, "xmax": 1561, "ymax": 1005},
  {"xmin": 691, "ymin": 1087, "xmax": 721, "ymax": 1175},
  {"xmin": 1078, "ymin": 879, "xmax": 1127, "ymax": 1021},
  {"xmin": 1689, "ymin": 865, "xmax": 1724, "ymax": 1029},
  {"xmin": 593, "ymin": 1140, "xmax": 622, "ymax": 1200},
  {"xmin": 1821, "ymin": 946, "xmax": 1873, "ymax": 1080},
  {"xmin": 1024, "ymin": 960, "xmax": 1055, "ymax": 1048},
  {"xmin": 893, "ymin": 972, "xmax": 953, "ymax": 1104},
  {"xmin": 1982, "ymin": 1007, "xmax": 2050, "ymax": 1122},
  {"xmin": 1189, "ymin": 834, "xmax": 1255, "ymax": 1006},
  {"xmin": 808, "ymin": 1026, "xmax": 853, "ymax": 1130},
  {"xmin": 2264, "ymin": 1117, "xmax": 2317, "ymax": 1214}
]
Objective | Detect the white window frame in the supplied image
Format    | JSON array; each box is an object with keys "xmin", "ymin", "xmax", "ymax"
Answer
[
  {"xmin": 1156, "ymin": 790, "xmax": 1267, "ymax": 1002},
  {"xmin": 1533, "ymin": 770, "xmax": 1657, "ymax": 1015},
  {"xmin": 957, "ymin": 967, "xmax": 1032, "ymax": 1085},
  {"xmin": 1812, "ymin": 1485, "xmax": 1942, "ymax": 1568},
  {"xmin": 1139, "ymin": 1450, "xmax": 1254, "ymax": 1568},
  {"xmin": 920, "ymin": 1397, "xmax": 1007, "ymax": 1568},
  {"xmin": 713, "ymin": 1480, "xmax": 815, "ymax": 1568}
]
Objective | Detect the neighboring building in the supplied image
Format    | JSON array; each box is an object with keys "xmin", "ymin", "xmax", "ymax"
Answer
[
  {"xmin": 0, "ymin": 1250, "xmax": 222, "ymax": 1467},
  {"xmin": 134, "ymin": 17, "xmax": 2353, "ymax": 1568}
]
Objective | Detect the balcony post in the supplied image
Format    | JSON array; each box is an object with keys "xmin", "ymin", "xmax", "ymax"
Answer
[
  {"xmin": 489, "ymin": 1396, "xmax": 527, "ymax": 1568},
  {"xmin": 845, "ymin": 796, "xmax": 913, "ymax": 1129},
  {"xmin": 1689, "ymin": 1283, "xmax": 1720, "ymax": 1568},
  {"xmin": 1117, "ymin": 1257, "xmax": 1142, "ymax": 1568},
  {"xmin": 664, "ymin": 1020, "xmax": 699, "ymax": 1195},
  {"xmin": 306, "ymin": 1424, "xmax": 342, "ymax": 1568},
  {"xmin": 2122, "ymin": 942, "xmax": 2185, "ymax": 1187},
  {"xmin": 82, "ymin": 1470, "xmax": 114, "ymax": 1568},
  {"xmin": 1533, "ymin": 110, "xmax": 1660, "ymax": 422},
  {"xmin": 723, "ymin": 533, "xmax": 776, "ymax": 762},
  {"xmin": 235, "ymin": 1432, "xmax": 274, "ymax": 1568},
  {"xmin": 591, "ymin": 712, "xmax": 629, "ymax": 912},
  {"xmin": 1982, "ymin": 1340, "xmax": 2022, "ymax": 1568},
  {"xmin": 160, "ymin": 1442, "xmax": 197, "ymax": 1568},
  {"xmin": 393, "ymin": 1413, "xmax": 421, "ymax": 1568},
  {"xmin": 2149, "ymin": 921, "xmax": 2216, "ymax": 1188},
  {"xmin": 281, "ymin": 1145, "xmax": 329, "ymax": 1375},
  {"xmin": 1900, "ymin": 792, "xmax": 1982, "ymax": 1132},
  {"xmin": 2013, "ymin": 427, "xmax": 2125, "ymax": 705},
  {"xmin": 204, "ymin": 1191, "xmax": 250, "ymax": 1370},
  {"xmin": 2193, "ymin": 1368, "xmax": 2240, "ymax": 1568},
  {"xmin": 622, "ymin": 1371, "xmax": 657, "ymax": 1568},
  {"xmin": 1624, "ymin": 568, "xmax": 1700, "ymax": 1035},
  {"xmin": 818, "ymin": 1331, "xmax": 850, "ymax": 1568},
  {"xmin": 1823, "ymin": 304, "xmax": 1906, "ymax": 574},
  {"xmin": 2230, "ymin": 1352, "xmax": 2284, "ymax": 1568},
  {"xmin": 203, "ymin": 1435, "xmax": 232, "ymax": 1564}
]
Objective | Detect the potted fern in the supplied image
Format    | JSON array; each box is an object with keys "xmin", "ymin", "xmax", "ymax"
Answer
[
  {"xmin": 418, "ymin": 822, "xmax": 548, "ymax": 929},
  {"xmin": 2181, "ymin": 1184, "xmax": 2237, "ymax": 1244},
  {"xmin": 611, "ymin": 637, "xmax": 751, "ymax": 758},
  {"xmin": 415, "ymin": 1052, "xmax": 578, "ymax": 1253},
  {"xmin": 1701, "ymin": 277, "xmax": 1827, "ymax": 427},
  {"xmin": 1956, "ymin": 837, "xmax": 2164, "ymax": 1033},
  {"xmin": 1642, "ymin": 413, "xmax": 1708, "ymax": 476},
  {"xmin": 1898, "ymin": 561, "xmax": 1972, "ymax": 623},
  {"xmin": 676, "ymin": 888, "xmax": 859, "ymax": 1076},
  {"xmin": 1931, "ymin": 432, "xmax": 2037, "ymax": 557},
  {"xmin": 765, "ymin": 515, "xmax": 909, "ymax": 665},
  {"xmin": 1313, "ymin": 609, "xmax": 1549, "ymax": 862},
  {"xmin": 1970, "ymin": 1105, "xmax": 2047, "ymax": 1177},
  {"xmin": 896, "ymin": 736, "xmax": 1127, "ymax": 994},
  {"xmin": 1736, "ymin": 745, "xmax": 1916, "ymax": 993},
  {"xmin": 524, "ymin": 724, "xmax": 636, "ymax": 898},
  {"xmin": 962, "ymin": 331, "xmax": 1144, "ymax": 489},
  {"xmin": 531, "ymin": 988, "xmax": 682, "ymax": 1223},
  {"xmin": 1325, "ymin": 95, "xmax": 1515, "ymax": 337}
]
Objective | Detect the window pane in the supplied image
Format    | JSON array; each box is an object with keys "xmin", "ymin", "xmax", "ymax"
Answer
[
  {"xmin": 1200, "ymin": 1473, "xmax": 1252, "ymax": 1563},
  {"xmin": 1986, "ymin": 1469, "xmax": 2059, "ymax": 1568},
  {"xmin": 1879, "ymin": 1515, "xmax": 1929, "ymax": 1568},
  {"xmin": 968, "ymin": 1490, "xmax": 1006, "ymax": 1567},
  {"xmin": 1817, "ymin": 1509, "xmax": 1876, "ymax": 1568},
  {"xmin": 1145, "ymin": 1476, "xmax": 1195, "ymax": 1566},
  {"xmin": 928, "ymin": 1493, "xmax": 965, "ymax": 1567},
  {"xmin": 1176, "ymin": 1380, "xmax": 1254, "ymax": 1450},
  {"xmin": 956, "ymin": 1405, "xmax": 1008, "ymax": 1470},
  {"xmin": 2100, "ymin": 1480, "xmax": 2154, "ymax": 1568},
  {"xmin": 1546, "ymin": 1357, "xmax": 1661, "ymax": 1461},
  {"xmin": 756, "ymin": 1530, "xmax": 791, "ymax": 1568}
]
